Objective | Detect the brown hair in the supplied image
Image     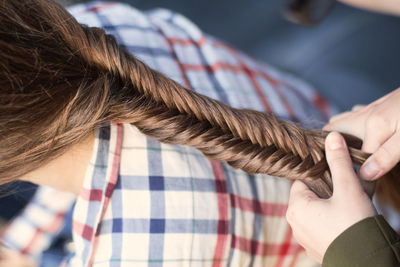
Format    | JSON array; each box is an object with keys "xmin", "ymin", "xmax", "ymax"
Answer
[{"xmin": 1, "ymin": 0, "xmax": 399, "ymax": 210}]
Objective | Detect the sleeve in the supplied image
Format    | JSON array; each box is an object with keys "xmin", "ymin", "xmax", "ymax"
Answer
[{"xmin": 322, "ymin": 214, "xmax": 400, "ymax": 267}]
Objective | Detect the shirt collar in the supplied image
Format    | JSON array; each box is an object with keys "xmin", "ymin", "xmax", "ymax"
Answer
[{"xmin": 71, "ymin": 122, "xmax": 123, "ymax": 266}]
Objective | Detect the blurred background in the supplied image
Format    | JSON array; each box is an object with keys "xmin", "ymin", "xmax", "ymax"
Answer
[
  {"xmin": 58, "ymin": 0, "xmax": 400, "ymax": 112},
  {"xmin": 0, "ymin": 1, "xmax": 399, "ymax": 265}
]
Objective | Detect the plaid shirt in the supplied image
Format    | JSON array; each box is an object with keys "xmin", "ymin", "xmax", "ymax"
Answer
[{"xmin": 1, "ymin": 1, "xmax": 339, "ymax": 266}]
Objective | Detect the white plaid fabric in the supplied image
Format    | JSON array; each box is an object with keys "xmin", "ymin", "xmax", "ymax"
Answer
[
  {"xmin": 0, "ymin": 186, "xmax": 76, "ymax": 262},
  {"xmin": 1, "ymin": 1, "xmax": 341, "ymax": 266}
]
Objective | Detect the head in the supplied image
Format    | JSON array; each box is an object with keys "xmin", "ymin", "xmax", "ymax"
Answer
[
  {"xmin": 1, "ymin": 0, "xmax": 400, "ymax": 209},
  {"xmin": 0, "ymin": 0, "xmax": 113, "ymax": 184}
]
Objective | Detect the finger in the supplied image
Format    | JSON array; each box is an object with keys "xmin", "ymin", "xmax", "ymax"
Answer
[
  {"xmin": 326, "ymin": 91, "xmax": 392, "ymax": 130},
  {"xmin": 322, "ymin": 123, "xmax": 330, "ymax": 131},
  {"xmin": 287, "ymin": 181, "xmax": 319, "ymax": 225},
  {"xmin": 327, "ymin": 111, "xmax": 351, "ymax": 124},
  {"xmin": 361, "ymin": 114, "xmax": 394, "ymax": 154},
  {"xmin": 288, "ymin": 180, "xmax": 319, "ymax": 212},
  {"xmin": 360, "ymin": 132, "xmax": 400, "ymax": 181},
  {"xmin": 289, "ymin": 179, "xmax": 310, "ymax": 194},
  {"xmin": 325, "ymin": 132, "xmax": 362, "ymax": 196},
  {"xmin": 351, "ymin": 104, "xmax": 365, "ymax": 111},
  {"xmin": 289, "ymin": 180, "xmax": 318, "ymax": 200},
  {"xmin": 323, "ymin": 116, "xmax": 365, "ymax": 139}
]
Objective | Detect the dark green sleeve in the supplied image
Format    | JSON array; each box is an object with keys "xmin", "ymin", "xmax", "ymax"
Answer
[{"xmin": 322, "ymin": 215, "xmax": 400, "ymax": 267}]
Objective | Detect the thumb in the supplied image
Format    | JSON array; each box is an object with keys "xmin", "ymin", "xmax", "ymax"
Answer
[
  {"xmin": 325, "ymin": 132, "xmax": 364, "ymax": 197},
  {"xmin": 360, "ymin": 132, "xmax": 400, "ymax": 181}
]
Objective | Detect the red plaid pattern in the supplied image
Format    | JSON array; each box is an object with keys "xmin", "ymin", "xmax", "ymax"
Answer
[{"xmin": 0, "ymin": 2, "xmax": 342, "ymax": 266}]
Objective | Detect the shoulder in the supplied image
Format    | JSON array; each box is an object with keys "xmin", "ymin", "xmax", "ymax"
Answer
[{"xmin": 68, "ymin": 2, "xmax": 336, "ymax": 125}]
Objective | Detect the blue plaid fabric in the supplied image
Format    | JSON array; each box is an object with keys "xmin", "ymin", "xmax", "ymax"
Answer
[{"xmin": 1, "ymin": 2, "xmax": 342, "ymax": 266}]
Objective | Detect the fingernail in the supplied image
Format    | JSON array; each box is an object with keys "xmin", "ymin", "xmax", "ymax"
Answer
[
  {"xmin": 327, "ymin": 132, "xmax": 344, "ymax": 150},
  {"xmin": 361, "ymin": 161, "xmax": 380, "ymax": 180}
]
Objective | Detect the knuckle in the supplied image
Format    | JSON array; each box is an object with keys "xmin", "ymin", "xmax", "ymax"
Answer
[
  {"xmin": 328, "ymin": 112, "xmax": 349, "ymax": 123},
  {"xmin": 365, "ymin": 113, "xmax": 388, "ymax": 130},
  {"xmin": 374, "ymin": 148, "xmax": 395, "ymax": 170},
  {"xmin": 291, "ymin": 231, "xmax": 299, "ymax": 242},
  {"xmin": 322, "ymin": 123, "xmax": 331, "ymax": 131},
  {"xmin": 378, "ymin": 145, "xmax": 394, "ymax": 160},
  {"xmin": 303, "ymin": 193, "xmax": 315, "ymax": 203},
  {"xmin": 328, "ymin": 116, "xmax": 337, "ymax": 124},
  {"xmin": 285, "ymin": 207, "xmax": 297, "ymax": 223},
  {"xmin": 352, "ymin": 104, "xmax": 365, "ymax": 111}
]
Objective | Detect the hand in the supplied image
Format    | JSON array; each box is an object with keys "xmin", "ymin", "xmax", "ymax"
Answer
[
  {"xmin": 0, "ymin": 247, "xmax": 37, "ymax": 267},
  {"xmin": 338, "ymin": 0, "xmax": 400, "ymax": 16},
  {"xmin": 324, "ymin": 87, "xmax": 400, "ymax": 181},
  {"xmin": 286, "ymin": 132, "xmax": 377, "ymax": 263}
]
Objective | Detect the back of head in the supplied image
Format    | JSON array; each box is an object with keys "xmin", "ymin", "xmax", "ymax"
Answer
[{"xmin": 0, "ymin": 0, "xmax": 113, "ymax": 182}]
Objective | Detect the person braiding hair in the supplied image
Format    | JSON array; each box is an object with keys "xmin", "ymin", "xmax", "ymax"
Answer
[{"xmin": 1, "ymin": 0, "xmax": 399, "ymax": 210}]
